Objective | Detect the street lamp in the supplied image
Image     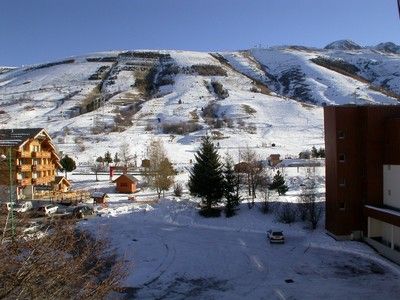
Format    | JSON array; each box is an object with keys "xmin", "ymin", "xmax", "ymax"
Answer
[{"xmin": 1, "ymin": 147, "xmax": 15, "ymax": 239}]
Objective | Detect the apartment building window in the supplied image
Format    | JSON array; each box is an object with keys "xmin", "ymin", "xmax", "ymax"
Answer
[
  {"xmin": 339, "ymin": 179, "xmax": 346, "ymax": 187},
  {"xmin": 338, "ymin": 200, "xmax": 346, "ymax": 210},
  {"xmin": 338, "ymin": 130, "xmax": 345, "ymax": 139},
  {"xmin": 388, "ymin": 189, "xmax": 392, "ymax": 196},
  {"xmin": 339, "ymin": 153, "xmax": 346, "ymax": 162},
  {"xmin": 387, "ymin": 165, "xmax": 391, "ymax": 171}
]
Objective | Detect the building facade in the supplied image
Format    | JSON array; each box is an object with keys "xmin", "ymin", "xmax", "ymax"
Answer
[
  {"xmin": 0, "ymin": 128, "xmax": 61, "ymax": 200},
  {"xmin": 324, "ymin": 105, "xmax": 400, "ymax": 263}
]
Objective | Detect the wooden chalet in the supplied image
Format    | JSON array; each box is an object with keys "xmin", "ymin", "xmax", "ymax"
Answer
[
  {"xmin": 113, "ymin": 174, "xmax": 138, "ymax": 193},
  {"xmin": 0, "ymin": 128, "xmax": 61, "ymax": 199},
  {"xmin": 52, "ymin": 176, "xmax": 71, "ymax": 192}
]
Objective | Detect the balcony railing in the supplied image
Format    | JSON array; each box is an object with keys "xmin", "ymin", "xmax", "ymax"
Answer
[
  {"xmin": 32, "ymin": 164, "xmax": 55, "ymax": 172},
  {"xmin": 17, "ymin": 164, "xmax": 31, "ymax": 172},
  {"xmin": 17, "ymin": 178, "xmax": 31, "ymax": 186},
  {"xmin": 16, "ymin": 151, "xmax": 31, "ymax": 158},
  {"xmin": 31, "ymin": 151, "xmax": 52, "ymax": 159},
  {"xmin": 32, "ymin": 175, "xmax": 55, "ymax": 185}
]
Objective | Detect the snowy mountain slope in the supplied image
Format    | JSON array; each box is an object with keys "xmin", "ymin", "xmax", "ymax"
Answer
[{"xmin": 0, "ymin": 42, "xmax": 399, "ymax": 163}]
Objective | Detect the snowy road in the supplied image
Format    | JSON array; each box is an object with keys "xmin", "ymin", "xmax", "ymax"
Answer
[{"xmin": 88, "ymin": 215, "xmax": 400, "ymax": 300}]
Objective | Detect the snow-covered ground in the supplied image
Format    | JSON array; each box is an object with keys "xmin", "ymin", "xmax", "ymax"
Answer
[{"xmin": 70, "ymin": 171, "xmax": 400, "ymax": 300}]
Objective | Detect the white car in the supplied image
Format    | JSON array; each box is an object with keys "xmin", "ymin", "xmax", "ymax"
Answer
[
  {"xmin": 37, "ymin": 205, "xmax": 58, "ymax": 216},
  {"xmin": 267, "ymin": 229, "xmax": 285, "ymax": 243},
  {"xmin": 6, "ymin": 201, "xmax": 33, "ymax": 213}
]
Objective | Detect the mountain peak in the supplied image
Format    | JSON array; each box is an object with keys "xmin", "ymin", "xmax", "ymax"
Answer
[
  {"xmin": 374, "ymin": 42, "xmax": 400, "ymax": 54},
  {"xmin": 324, "ymin": 40, "xmax": 362, "ymax": 51}
]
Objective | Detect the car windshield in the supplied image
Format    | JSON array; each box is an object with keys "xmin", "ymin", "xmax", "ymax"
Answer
[{"xmin": 273, "ymin": 232, "xmax": 283, "ymax": 236}]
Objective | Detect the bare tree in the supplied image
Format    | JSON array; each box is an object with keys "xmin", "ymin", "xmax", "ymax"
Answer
[
  {"xmin": 91, "ymin": 161, "xmax": 103, "ymax": 181},
  {"xmin": 240, "ymin": 146, "xmax": 263, "ymax": 208},
  {"xmin": 146, "ymin": 139, "xmax": 175, "ymax": 198},
  {"xmin": 0, "ymin": 220, "xmax": 127, "ymax": 299},
  {"xmin": 119, "ymin": 142, "xmax": 133, "ymax": 167},
  {"xmin": 299, "ymin": 168, "xmax": 322, "ymax": 229},
  {"xmin": 258, "ymin": 174, "xmax": 271, "ymax": 214}
]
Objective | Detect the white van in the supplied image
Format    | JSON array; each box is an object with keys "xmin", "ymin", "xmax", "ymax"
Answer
[{"xmin": 6, "ymin": 201, "xmax": 33, "ymax": 213}]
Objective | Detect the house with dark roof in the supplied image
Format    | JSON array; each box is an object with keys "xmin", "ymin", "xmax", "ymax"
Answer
[
  {"xmin": 0, "ymin": 128, "xmax": 61, "ymax": 199},
  {"xmin": 91, "ymin": 191, "xmax": 109, "ymax": 204},
  {"xmin": 113, "ymin": 174, "xmax": 139, "ymax": 193}
]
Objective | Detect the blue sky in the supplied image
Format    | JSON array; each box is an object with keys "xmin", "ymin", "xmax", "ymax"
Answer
[{"xmin": 0, "ymin": 0, "xmax": 399, "ymax": 66}]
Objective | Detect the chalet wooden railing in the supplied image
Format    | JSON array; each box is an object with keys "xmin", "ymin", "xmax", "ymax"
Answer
[
  {"xmin": 31, "ymin": 151, "xmax": 52, "ymax": 158},
  {"xmin": 32, "ymin": 164, "xmax": 55, "ymax": 171},
  {"xmin": 33, "ymin": 190, "xmax": 91, "ymax": 204},
  {"xmin": 17, "ymin": 164, "xmax": 31, "ymax": 172}
]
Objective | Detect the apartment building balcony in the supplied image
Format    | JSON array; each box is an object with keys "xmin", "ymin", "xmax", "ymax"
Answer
[
  {"xmin": 364, "ymin": 205, "xmax": 400, "ymax": 265},
  {"xmin": 31, "ymin": 151, "xmax": 52, "ymax": 159},
  {"xmin": 16, "ymin": 150, "xmax": 31, "ymax": 158},
  {"xmin": 17, "ymin": 178, "xmax": 31, "ymax": 186},
  {"xmin": 32, "ymin": 175, "xmax": 55, "ymax": 185},
  {"xmin": 32, "ymin": 164, "xmax": 55, "ymax": 172},
  {"xmin": 17, "ymin": 164, "xmax": 31, "ymax": 172}
]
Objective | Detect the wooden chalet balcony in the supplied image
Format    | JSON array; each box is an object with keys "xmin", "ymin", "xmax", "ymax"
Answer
[
  {"xmin": 16, "ymin": 150, "xmax": 31, "ymax": 158},
  {"xmin": 32, "ymin": 175, "xmax": 55, "ymax": 185},
  {"xmin": 17, "ymin": 178, "xmax": 31, "ymax": 186},
  {"xmin": 31, "ymin": 151, "xmax": 52, "ymax": 159},
  {"xmin": 17, "ymin": 164, "xmax": 31, "ymax": 172},
  {"xmin": 32, "ymin": 164, "xmax": 55, "ymax": 172}
]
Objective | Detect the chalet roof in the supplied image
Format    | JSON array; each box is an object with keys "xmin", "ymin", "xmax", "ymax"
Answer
[
  {"xmin": 54, "ymin": 176, "xmax": 71, "ymax": 186},
  {"xmin": 0, "ymin": 128, "xmax": 47, "ymax": 147},
  {"xmin": 91, "ymin": 192, "xmax": 109, "ymax": 198},
  {"xmin": 113, "ymin": 174, "xmax": 139, "ymax": 183}
]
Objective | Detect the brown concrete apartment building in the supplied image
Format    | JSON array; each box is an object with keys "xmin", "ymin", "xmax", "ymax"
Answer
[{"xmin": 324, "ymin": 105, "xmax": 400, "ymax": 263}]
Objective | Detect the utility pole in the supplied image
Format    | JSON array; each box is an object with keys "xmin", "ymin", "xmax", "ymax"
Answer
[
  {"xmin": 1, "ymin": 147, "xmax": 16, "ymax": 241},
  {"xmin": 8, "ymin": 147, "xmax": 15, "ymax": 239}
]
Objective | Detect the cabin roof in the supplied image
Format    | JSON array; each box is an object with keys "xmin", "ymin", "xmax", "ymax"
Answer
[{"xmin": 113, "ymin": 174, "xmax": 139, "ymax": 183}]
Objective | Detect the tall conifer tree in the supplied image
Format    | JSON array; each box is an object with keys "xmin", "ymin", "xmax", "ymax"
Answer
[{"xmin": 189, "ymin": 136, "xmax": 224, "ymax": 210}]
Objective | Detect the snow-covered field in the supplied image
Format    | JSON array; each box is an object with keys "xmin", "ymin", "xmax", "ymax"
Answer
[{"xmin": 70, "ymin": 171, "xmax": 400, "ymax": 300}]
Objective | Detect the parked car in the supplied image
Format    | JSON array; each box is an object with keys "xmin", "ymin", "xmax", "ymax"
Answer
[
  {"xmin": 6, "ymin": 201, "xmax": 33, "ymax": 213},
  {"xmin": 22, "ymin": 221, "xmax": 44, "ymax": 234},
  {"xmin": 37, "ymin": 205, "xmax": 58, "ymax": 217},
  {"xmin": 267, "ymin": 229, "xmax": 285, "ymax": 243},
  {"xmin": 72, "ymin": 205, "xmax": 94, "ymax": 219}
]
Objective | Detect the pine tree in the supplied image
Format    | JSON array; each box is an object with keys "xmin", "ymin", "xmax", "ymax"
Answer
[
  {"xmin": 311, "ymin": 146, "xmax": 318, "ymax": 158},
  {"xmin": 223, "ymin": 156, "xmax": 241, "ymax": 217},
  {"xmin": 269, "ymin": 170, "xmax": 289, "ymax": 196},
  {"xmin": 114, "ymin": 153, "xmax": 121, "ymax": 166},
  {"xmin": 104, "ymin": 151, "xmax": 113, "ymax": 165},
  {"xmin": 189, "ymin": 136, "xmax": 224, "ymax": 211},
  {"xmin": 60, "ymin": 155, "xmax": 76, "ymax": 179}
]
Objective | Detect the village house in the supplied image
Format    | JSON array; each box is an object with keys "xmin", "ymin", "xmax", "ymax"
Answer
[
  {"xmin": 113, "ymin": 174, "xmax": 138, "ymax": 193},
  {"xmin": 91, "ymin": 192, "xmax": 109, "ymax": 204},
  {"xmin": 325, "ymin": 105, "xmax": 400, "ymax": 264},
  {"xmin": 52, "ymin": 176, "xmax": 71, "ymax": 192},
  {"xmin": 0, "ymin": 128, "xmax": 61, "ymax": 200},
  {"xmin": 268, "ymin": 154, "xmax": 281, "ymax": 167}
]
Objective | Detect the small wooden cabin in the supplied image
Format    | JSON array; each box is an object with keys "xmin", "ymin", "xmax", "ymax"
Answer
[
  {"xmin": 91, "ymin": 192, "xmax": 109, "ymax": 204},
  {"xmin": 53, "ymin": 176, "xmax": 71, "ymax": 192},
  {"xmin": 113, "ymin": 174, "xmax": 138, "ymax": 193}
]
